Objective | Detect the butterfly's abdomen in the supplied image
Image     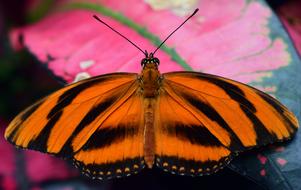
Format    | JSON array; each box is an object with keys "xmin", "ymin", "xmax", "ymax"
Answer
[
  {"xmin": 143, "ymin": 98, "xmax": 156, "ymax": 168},
  {"xmin": 140, "ymin": 64, "xmax": 161, "ymax": 98}
]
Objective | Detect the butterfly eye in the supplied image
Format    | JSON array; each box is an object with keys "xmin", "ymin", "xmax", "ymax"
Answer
[
  {"xmin": 154, "ymin": 58, "xmax": 160, "ymax": 65},
  {"xmin": 141, "ymin": 59, "xmax": 147, "ymax": 66}
]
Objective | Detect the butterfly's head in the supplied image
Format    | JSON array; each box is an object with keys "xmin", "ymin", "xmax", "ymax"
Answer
[{"xmin": 141, "ymin": 52, "xmax": 160, "ymax": 68}]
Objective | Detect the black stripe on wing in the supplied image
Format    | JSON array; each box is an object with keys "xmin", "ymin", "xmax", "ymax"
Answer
[
  {"xmin": 81, "ymin": 125, "xmax": 138, "ymax": 150},
  {"xmin": 198, "ymin": 74, "xmax": 293, "ymax": 142},
  {"xmin": 47, "ymin": 78, "xmax": 107, "ymax": 119},
  {"xmin": 26, "ymin": 74, "xmax": 137, "ymax": 156},
  {"xmin": 165, "ymin": 123, "xmax": 222, "ymax": 147},
  {"xmin": 27, "ymin": 95, "xmax": 119, "ymax": 154},
  {"xmin": 175, "ymin": 90, "xmax": 246, "ymax": 151},
  {"xmin": 57, "ymin": 95, "xmax": 121, "ymax": 156},
  {"xmin": 6, "ymin": 99, "xmax": 45, "ymax": 143},
  {"xmin": 256, "ymin": 91, "xmax": 298, "ymax": 133}
]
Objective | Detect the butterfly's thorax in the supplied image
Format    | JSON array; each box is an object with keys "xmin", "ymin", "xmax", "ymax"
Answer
[{"xmin": 139, "ymin": 62, "xmax": 161, "ymax": 98}]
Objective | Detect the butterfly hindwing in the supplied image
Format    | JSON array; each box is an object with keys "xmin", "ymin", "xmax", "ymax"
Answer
[
  {"xmin": 155, "ymin": 71, "xmax": 298, "ymax": 176},
  {"xmin": 5, "ymin": 73, "xmax": 145, "ymax": 179},
  {"xmin": 155, "ymin": 89, "xmax": 231, "ymax": 176}
]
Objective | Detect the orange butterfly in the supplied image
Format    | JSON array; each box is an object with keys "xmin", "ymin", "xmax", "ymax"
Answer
[{"xmin": 5, "ymin": 9, "xmax": 299, "ymax": 180}]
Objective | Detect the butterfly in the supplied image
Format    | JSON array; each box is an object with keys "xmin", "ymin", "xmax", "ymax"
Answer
[{"xmin": 4, "ymin": 9, "xmax": 299, "ymax": 180}]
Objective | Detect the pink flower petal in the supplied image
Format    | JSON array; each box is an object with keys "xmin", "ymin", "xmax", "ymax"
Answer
[
  {"xmin": 274, "ymin": 146, "xmax": 285, "ymax": 152},
  {"xmin": 9, "ymin": 28, "xmax": 24, "ymax": 51},
  {"xmin": 25, "ymin": 150, "xmax": 78, "ymax": 183},
  {"xmin": 0, "ymin": 121, "xmax": 17, "ymax": 190},
  {"xmin": 277, "ymin": 0, "xmax": 301, "ymax": 54},
  {"xmin": 276, "ymin": 158, "xmax": 288, "ymax": 166},
  {"xmin": 10, "ymin": 0, "xmax": 292, "ymax": 85},
  {"xmin": 260, "ymin": 169, "xmax": 266, "ymax": 176},
  {"xmin": 257, "ymin": 154, "xmax": 268, "ymax": 165},
  {"xmin": 103, "ymin": 0, "xmax": 291, "ymax": 83}
]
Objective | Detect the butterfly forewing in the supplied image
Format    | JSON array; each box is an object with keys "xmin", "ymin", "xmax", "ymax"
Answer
[
  {"xmin": 154, "ymin": 71, "xmax": 298, "ymax": 176},
  {"xmin": 5, "ymin": 73, "xmax": 146, "ymax": 179}
]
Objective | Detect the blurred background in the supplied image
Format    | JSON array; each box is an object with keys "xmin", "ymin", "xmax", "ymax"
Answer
[{"xmin": 0, "ymin": 0, "xmax": 300, "ymax": 189}]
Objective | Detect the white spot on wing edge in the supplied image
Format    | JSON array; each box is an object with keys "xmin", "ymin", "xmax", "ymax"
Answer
[
  {"xmin": 80, "ymin": 60, "xmax": 95, "ymax": 69},
  {"xmin": 73, "ymin": 72, "xmax": 91, "ymax": 83}
]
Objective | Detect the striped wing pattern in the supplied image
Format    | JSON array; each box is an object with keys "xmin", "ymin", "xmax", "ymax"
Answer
[
  {"xmin": 4, "ymin": 71, "xmax": 299, "ymax": 180},
  {"xmin": 155, "ymin": 71, "xmax": 298, "ymax": 176},
  {"xmin": 5, "ymin": 73, "xmax": 145, "ymax": 180}
]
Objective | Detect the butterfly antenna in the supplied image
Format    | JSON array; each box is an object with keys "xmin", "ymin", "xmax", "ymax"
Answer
[
  {"xmin": 153, "ymin": 8, "xmax": 199, "ymax": 55},
  {"xmin": 93, "ymin": 15, "xmax": 146, "ymax": 56}
]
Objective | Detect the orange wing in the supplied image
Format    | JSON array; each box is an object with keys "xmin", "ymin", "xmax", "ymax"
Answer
[
  {"xmin": 155, "ymin": 71, "xmax": 298, "ymax": 176},
  {"xmin": 5, "ymin": 73, "xmax": 145, "ymax": 180}
]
